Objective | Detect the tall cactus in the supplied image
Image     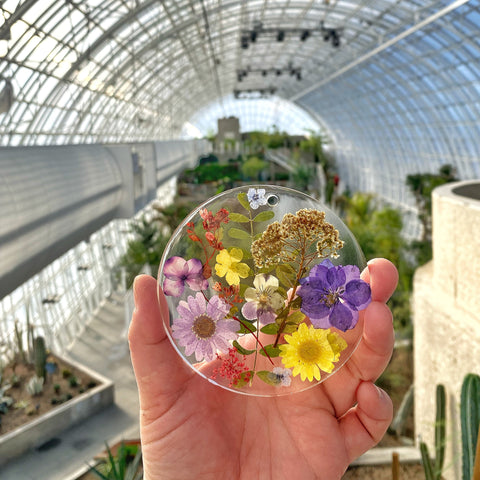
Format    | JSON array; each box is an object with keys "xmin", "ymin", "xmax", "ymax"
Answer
[
  {"xmin": 420, "ymin": 384, "xmax": 446, "ymax": 480},
  {"xmin": 461, "ymin": 373, "xmax": 480, "ymax": 480},
  {"xmin": 33, "ymin": 336, "xmax": 47, "ymax": 380}
]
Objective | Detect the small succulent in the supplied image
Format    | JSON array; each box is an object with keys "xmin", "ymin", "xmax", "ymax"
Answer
[{"xmin": 69, "ymin": 376, "xmax": 80, "ymax": 388}]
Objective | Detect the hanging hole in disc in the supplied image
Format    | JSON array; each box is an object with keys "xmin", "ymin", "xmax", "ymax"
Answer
[{"xmin": 267, "ymin": 194, "xmax": 280, "ymax": 206}]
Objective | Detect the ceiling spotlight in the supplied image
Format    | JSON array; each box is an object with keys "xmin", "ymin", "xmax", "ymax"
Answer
[
  {"xmin": 250, "ymin": 30, "xmax": 257, "ymax": 43},
  {"xmin": 276, "ymin": 69, "xmax": 282, "ymax": 76},
  {"xmin": 277, "ymin": 30, "xmax": 285, "ymax": 42},
  {"xmin": 241, "ymin": 35, "xmax": 249, "ymax": 49},
  {"xmin": 300, "ymin": 30, "xmax": 310, "ymax": 41},
  {"xmin": 262, "ymin": 70, "xmax": 268, "ymax": 76},
  {"xmin": 331, "ymin": 31, "xmax": 340, "ymax": 47},
  {"xmin": 296, "ymin": 70, "xmax": 302, "ymax": 81}
]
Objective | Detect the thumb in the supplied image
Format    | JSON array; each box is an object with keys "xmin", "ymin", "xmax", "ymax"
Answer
[
  {"xmin": 339, "ymin": 381, "xmax": 393, "ymax": 463},
  {"xmin": 128, "ymin": 274, "xmax": 193, "ymax": 411}
]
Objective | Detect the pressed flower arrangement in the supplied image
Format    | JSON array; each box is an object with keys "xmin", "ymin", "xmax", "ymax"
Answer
[{"xmin": 158, "ymin": 185, "xmax": 371, "ymax": 396}]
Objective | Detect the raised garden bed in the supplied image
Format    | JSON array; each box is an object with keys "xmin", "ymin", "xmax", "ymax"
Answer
[{"xmin": 0, "ymin": 354, "xmax": 113, "ymax": 467}]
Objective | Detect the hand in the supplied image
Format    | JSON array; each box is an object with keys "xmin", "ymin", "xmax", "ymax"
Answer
[{"xmin": 129, "ymin": 258, "xmax": 397, "ymax": 480}]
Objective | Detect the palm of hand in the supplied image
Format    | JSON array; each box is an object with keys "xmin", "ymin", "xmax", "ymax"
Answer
[{"xmin": 140, "ymin": 374, "xmax": 349, "ymax": 480}]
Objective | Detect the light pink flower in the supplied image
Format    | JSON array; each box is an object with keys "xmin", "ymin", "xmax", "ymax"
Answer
[{"xmin": 172, "ymin": 293, "xmax": 238, "ymax": 362}]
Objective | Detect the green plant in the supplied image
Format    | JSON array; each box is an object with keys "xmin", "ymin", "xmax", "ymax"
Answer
[
  {"xmin": 14, "ymin": 320, "xmax": 27, "ymax": 363},
  {"xmin": 291, "ymin": 163, "xmax": 314, "ymax": 192},
  {"xmin": 460, "ymin": 373, "xmax": 480, "ymax": 480},
  {"xmin": 119, "ymin": 216, "xmax": 170, "ymax": 289},
  {"xmin": 89, "ymin": 442, "xmax": 143, "ymax": 480},
  {"xmin": 0, "ymin": 382, "xmax": 13, "ymax": 415},
  {"xmin": 341, "ymin": 192, "xmax": 414, "ymax": 336},
  {"xmin": 240, "ymin": 155, "xmax": 268, "ymax": 180},
  {"xmin": 69, "ymin": 375, "xmax": 80, "ymax": 388},
  {"xmin": 406, "ymin": 164, "xmax": 457, "ymax": 245},
  {"xmin": 419, "ymin": 375, "xmax": 480, "ymax": 480},
  {"xmin": 34, "ymin": 336, "xmax": 47, "ymax": 380},
  {"xmin": 420, "ymin": 384, "xmax": 446, "ymax": 480},
  {"xmin": 53, "ymin": 383, "xmax": 61, "ymax": 394}
]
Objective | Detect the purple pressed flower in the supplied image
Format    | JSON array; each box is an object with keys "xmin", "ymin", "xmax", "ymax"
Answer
[
  {"xmin": 247, "ymin": 188, "xmax": 268, "ymax": 210},
  {"xmin": 297, "ymin": 259, "xmax": 371, "ymax": 332},
  {"xmin": 172, "ymin": 292, "xmax": 238, "ymax": 362},
  {"xmin": 163, "ymin": 256, "xmax": 209, "ymax": 297}
]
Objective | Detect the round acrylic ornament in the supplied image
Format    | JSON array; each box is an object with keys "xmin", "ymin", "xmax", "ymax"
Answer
[{"xmin": 158, "ymin": 185, "xmax": 371, "ymax": 397}]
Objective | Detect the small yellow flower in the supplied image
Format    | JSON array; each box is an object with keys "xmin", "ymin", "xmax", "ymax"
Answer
[
  {"xmin": 215, "ymin": 247, "xmax": 250, "ymax": 285},
  {"xmin": 279, "ymin": 323, "xmax": 347, "ymax": 381}
]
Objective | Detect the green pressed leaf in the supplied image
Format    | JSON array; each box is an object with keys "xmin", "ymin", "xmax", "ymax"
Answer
[
  {"xmin": 287, "ymin": 310, "xmax": 305, "ymax": 324},
  {"xmin": 275, "ymin": 310, "xmax": 288, "ymax": 325},
  {"xmin": 232, "ymin": 340, "xmax": 256, "ymax": 355},
  {"xmin": 253, "ymin": 232, "xmax": 263, "ymax": 241},
  {"xmin": 290, "ymin": 296, "xmax": 303, "ymax": 309},
  {"xmin": 253, "ymin": 210, "xmax": 275, "ymax": 222},
  {"xmin": 259, "ymin": 344, "xmax": 281, "ymax": 358},
  {"xmin": 238, "ymin": 192, "xmax": 250, "ymax": 211},
  {"xmin": 257, "ymin": 370, "xmax": 280, "ymax": 386},
  {"xmin": 229, "ymin": 212, "xmax": 250, "ymax": 223},
  {"xmin": 283, "ymin": 322, "xmax": 300, "ymax": 334},
  {"xmin": 276, "ymin": 264, "xmax": 297, "ymax": 288},
  {"xmin": 260, "ymin": 323, "xmax": 279, "ymax": 335},
  {"xmin": 236, "ymin": 321, "xmax": 256, "ymax": 334},
  {"xmin": 228, "ymin": 227, "xmax": 251, "ymax": 240}
]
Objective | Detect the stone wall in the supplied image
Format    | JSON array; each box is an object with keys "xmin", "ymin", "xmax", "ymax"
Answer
[{"xmin": 413, "ymin": 180, "xmax": 480, "ymax": 480}]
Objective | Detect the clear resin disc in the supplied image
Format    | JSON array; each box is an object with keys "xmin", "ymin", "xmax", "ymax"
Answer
[{"xmin": 158, "ymin": 185, "xmax": 371, "ymax": 396}]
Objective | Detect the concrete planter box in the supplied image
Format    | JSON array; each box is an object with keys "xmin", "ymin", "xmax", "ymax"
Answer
[{"xmin": 0, "ymin": 355, "xmax": 114, "ymax": 467}]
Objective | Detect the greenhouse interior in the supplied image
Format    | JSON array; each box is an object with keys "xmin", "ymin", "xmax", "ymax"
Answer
[{"xmin": 1, "ymin": 1, "xmax": 480, "ymax": 479}]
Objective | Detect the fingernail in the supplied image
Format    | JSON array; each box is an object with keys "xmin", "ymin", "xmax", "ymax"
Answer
[
  {"xmin": 374, "ymin": 384, "xmax": 386, "ymax": 399},
  {"xmin": 133, "ymin": 275, "xmax": 141, "ymax": 303}
]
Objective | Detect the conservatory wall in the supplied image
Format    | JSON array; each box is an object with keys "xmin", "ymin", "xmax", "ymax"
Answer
[{"xmin": 413, "ymin": 180, "xmax": 480, "ymax": 480}]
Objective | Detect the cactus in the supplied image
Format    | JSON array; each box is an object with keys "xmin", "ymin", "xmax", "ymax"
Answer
[
  {"xmin": 26, "ymin": 302, "xmax": 35, "ymax": 363},
  {"xmin": 33, "ymin": 336, "xmax": 47, "ymax": 380},
  {"xmin": 460, "ymin": 373, "xmax": 480, "ymax": 480},
  {"xmin": 25, "ymin": 375, "xmax": 44, "ymax": 396},
  {"xmin": 420, "ymin": 384, "xmax": 446, "ymax": 480},
  {"xmin": 14, "ymin": 320, "xmax": 26, "ymax": 363}
]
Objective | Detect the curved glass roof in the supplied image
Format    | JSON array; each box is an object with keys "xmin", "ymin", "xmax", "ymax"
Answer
[{"xmin": 0, "ymin": 0, "xmax": 479, "ymax": 225}]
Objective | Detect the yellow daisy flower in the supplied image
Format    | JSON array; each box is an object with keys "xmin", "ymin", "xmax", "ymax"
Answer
[
  {"xmin": 215, "ymin": 247, "xmax": 250, "ymax": 285},
  {"xmin": 279, "ymin": 323, "xmax": 347, "ymax": 382}
]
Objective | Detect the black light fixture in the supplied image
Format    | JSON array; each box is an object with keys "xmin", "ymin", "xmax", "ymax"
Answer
[
  {"xmin": 277, "ymin": 30, "xmax": 285, "ymax": 42},
  {"xmin": 241, "ymin": 35, "xmax": 249, "ymax": 49},
  {"xmin": 331, "ymin": 30, "xmax": 340, "ymax": 47},
  {"xmin": 300, "ymin": 30, "xmax": 310, "ymax": 41},
  {"xmin": 250, "ymin": 30, "xmax": 257, "ymax": 43}
]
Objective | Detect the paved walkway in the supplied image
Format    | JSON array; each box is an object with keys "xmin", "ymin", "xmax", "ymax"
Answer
[{"xmin": 0, "ymin": 292, "xmax": 140, "ymax": 480}]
